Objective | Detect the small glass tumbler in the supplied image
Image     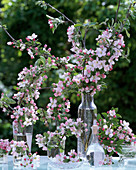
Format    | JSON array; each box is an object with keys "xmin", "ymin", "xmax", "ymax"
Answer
[
  {"xmin": 13, "ymin": 153, "xmax": 23, "ymax": 167},
  {"xmin": 0, "ymin": 152, "xmax": 8, "ymax": 164}
]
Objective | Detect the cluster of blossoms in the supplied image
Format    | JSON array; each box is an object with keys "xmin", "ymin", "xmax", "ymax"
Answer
[
  {"xmin": 48, "ymin": 19, "xmax": 54, "ymax": 29},
  {"xmin": 64, "ymin": 25, "xmax": 125, "ymax": 95},
  {"xmin": 7, "ymin": 33, "xmax": 53, "ymax": 60},
  {"xmin": 12, "ymin": 105, "xmax": 38, "ymax": 131},
  {"xmin": 20, "ymin": 152, "xmax": 40, "ymax": 168},
  {"xmin": 35, "ymin": 132, "xmax": 66, "ymax": 152},
  {"xmin": 97, "ymin": 108, "xmax": 135, "ymax": 165},
  {"xmin": 46, "ymin": 97, "xmax": 70, "ymax": 121},
  {"xmin": 59, "ymin": 118, "xmax": 88, "ymax": 138},
  {"xmin": 55, "ymin": 149, "xmax": 82, "ymax": 163},
  {"xmin": 36, "ymin": 118, "xmax": 87, "ymax": 151},
  {"xmin": 0, "ymin": 139, "xmax": 11, "ymax": 154},
  {"xmin": 10, "ymin": 140, "xmax": 40, "ymax": 168},
  {"xmin": 10, "ymin": 140, "xmax": 28, "ymax": 157}
]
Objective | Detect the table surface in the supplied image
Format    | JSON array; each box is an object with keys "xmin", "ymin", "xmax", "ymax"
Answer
[{"xmin": 0, "ymin": 156, "xmax": 136, "ymax": 170}]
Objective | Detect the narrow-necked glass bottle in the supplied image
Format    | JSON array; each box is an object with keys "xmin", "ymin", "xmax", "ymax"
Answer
[
  {"xmin": 86, "ymin": 125, "xmax": 105, "ymax": 167},
  {"xmin": 77, "ymin": 93, "xmax": 97, "ymax": 157}
]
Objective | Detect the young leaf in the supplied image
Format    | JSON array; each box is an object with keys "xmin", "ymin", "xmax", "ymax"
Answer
[
  {"xmin": 40, "ymin": 56, "xmax": 46, "ymax": 66},
  {"xmin": 125, "ymin": 29, "xmax": 130, "ymax": 38},
  {"xmin": 74, "ymin": 23, "xmax": 83, "ymax": 27},
  {"xmin": 48, "ymin": 57, "xmax": 52, "ymax": 64},
  {"xmin": 102, "ymin": 112, "xmax": 107, "ymax": 118},
  {"xmin": 52, "ymin": 65, "xmax": 58, "ymax": 69},
  {"xmin": 97, "ymin": 114, "xmax": 102, "ymax": 121}
]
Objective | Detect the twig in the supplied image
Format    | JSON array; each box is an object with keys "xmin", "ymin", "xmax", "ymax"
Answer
[
  {"xmin": 39, "ymin": 87, "xmax": 52, "ymax": 90},
  {"xmin": 119, "ymin": 3, "xmax": 132, "ymax": 33},
  {"xmin": 0, "ymin": 24, "xmax": 16, "ymax": 42},
  {"xmin": 2, "ymin": 101, "xmax": 14, "ymax": 111},
  {"xmin": 44, "ymin": 2, "xmax": 75, "ymax": 25},
  {"xmin": 83, "ymin": 29, "xmax": 88, "ymax": 49},
  {"xmin": 115, "ymin": 0, "xmax": 121, "ymax": 23},
  {"xmin": 107, "ymin": 2, "xmax": 132, "ymax": 51}
]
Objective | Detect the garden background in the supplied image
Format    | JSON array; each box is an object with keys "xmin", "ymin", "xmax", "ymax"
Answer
[{"xmin": 0, "ymin": 0, "xmax": 136, "ymax": 154}]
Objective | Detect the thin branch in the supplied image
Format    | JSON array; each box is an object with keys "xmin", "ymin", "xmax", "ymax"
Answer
[
  {"xmin": 44, "ymin": 2, "xmax": 75, "ymax": 25},
  {"xmin": 39, "ymin": 87, "xmax": 52, "ymax": 90},
  {"xmin": 0, "ymin": 24, "xmax": 16, "ymax": 42},
  {"xmin": 115, "ymin": 0, "xmax": 121, "ymax": 23},
  {"xmin": 83, "ymin": 29, "xmax": 88, "ymax": 49},
  {"xmin": 1, "ymin": 101, "xmax": 14, "ymax": 111},
  {"xmin": 119, "ymin": 3, "xmax": 132, "ymax": 33}
]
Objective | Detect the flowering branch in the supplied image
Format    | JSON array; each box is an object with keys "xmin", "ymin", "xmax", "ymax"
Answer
[
  {"xmin": 44, "ymin": 2, "xmax": 75, "ymax": 25},
  {"xmin": 0, "ymin": 24, "xmax": 16, "ymax": 42}
]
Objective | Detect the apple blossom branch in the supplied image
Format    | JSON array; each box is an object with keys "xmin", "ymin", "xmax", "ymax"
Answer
[
  {"xmin": 44, "ymin": 2, "xmax": 75, "ymax": 25},
  {"xmin": 108, "ymin": 2, "xmax": 135, "ymax": 51},
  {"xmin": 0, "ymin": 23, "xmax": 16, "ymax": 42}
]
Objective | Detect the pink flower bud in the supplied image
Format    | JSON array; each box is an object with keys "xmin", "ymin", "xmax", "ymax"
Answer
[{"xmin": 107, "ymin": 52, "xmax": 110, "ymax": 56}]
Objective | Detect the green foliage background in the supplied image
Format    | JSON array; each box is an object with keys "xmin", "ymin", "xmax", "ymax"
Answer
[{"xmin": 0, "ymin": 0, "xmax": 136, "ymax": 154}]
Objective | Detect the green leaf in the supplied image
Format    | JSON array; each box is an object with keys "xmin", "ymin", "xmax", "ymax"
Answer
[
  {"xmin": 114, "ymin": 108, "xmax": 118, "ymax": 113},
  {"xmin": 35, "ymin": 59, "xmax": 41, "ymax": 66},
  {"xmin": 48, "ymin": 57, "xmax": 52, "ymax": 64},
  {"xmin": 125, "ymin": 29, "xmax": 130, "ymax": 38},
  {"xmin": 52, "ymin": 65, "xmax": 58, "ymax": 69},
  {"xmin": 116, "ymin": 114, "xmax": 122, "ymax": 118},
  {"xmin": 97, "ymin": 114, "xmax": 102, "ymax": 121},
  {"xmin": 102, "ymin": 112, "xmax": 107, "ymax": 118},
  {"xmin": 40, "ymin": 56, "xmax": 46, "ymax": 66},
  {"xmin": 116, "ymin": 139, "xmax": 124, "ymax": 145},
  {"xmin": 88, "ymin": 22, "xmax": 98, "ymax": 27},
  {"xmin": 74, "ymin": 23, "xmax": 83, "ymax": 27},
  {"xmin": 7, "ymin": 98, "xmax": 16, "ymax": 104},
  {"xmin": 115, "ymin": 148, "xmax": 122, "ymax": 154}
]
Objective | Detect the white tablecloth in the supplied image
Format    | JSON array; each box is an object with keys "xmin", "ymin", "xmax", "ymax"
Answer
[{"xmin": 0, "ymin": 156, "xmax": 136, "ymax": 170}]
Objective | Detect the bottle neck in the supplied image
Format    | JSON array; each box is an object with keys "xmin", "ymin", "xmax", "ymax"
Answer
[
  {"xmin": 81, "ymin": 93, "xmax": 93, "ymax": 104},
  {"xmin": 91, "ymin": 134, "xmax": 99, "ymax": 144}
]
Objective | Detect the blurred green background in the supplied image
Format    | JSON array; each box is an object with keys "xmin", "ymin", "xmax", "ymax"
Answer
[{"xmin": 0, "ymin": 0, "xmax": 136, "ymax": 154}]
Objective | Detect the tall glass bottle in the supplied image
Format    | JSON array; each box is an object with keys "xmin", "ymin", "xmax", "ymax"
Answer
[
  {"xmin": 77, "ymin": 93, "xmax": 97, "ymax": 157},
  {"xmin": 86, "ymin": 125, "xmax": 105, "ymax": 167}
]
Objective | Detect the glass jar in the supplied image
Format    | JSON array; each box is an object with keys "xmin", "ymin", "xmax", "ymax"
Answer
[
  {"xmin": 118, "ymin": 145, "xmax": 136, "ymax": 166},
  {"xmin": 13, "ymin": 153, "xmax": 24, "ymax": 167},
  {"xmin": 0, "ymin": 151, "xmax": 8, "ymax": 164},
  {"xmin": 77, "ymin": 93, "xmax": 97, "ymax": 157},
  {"xmin": 13, "ymin": 121, "xmax": 33, "ymax": 152},
  {"xmin": 47, "ymin": 138, "xmax": 65, "ymax": 158}
]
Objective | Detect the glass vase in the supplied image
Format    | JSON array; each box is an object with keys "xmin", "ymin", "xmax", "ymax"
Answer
[
  {"xmin": 0, "ymin": 152, "xmax": 8, "ymax": 164},
  {"xmin": 118, "ymin": 145, "xmax": 136, "ymax": 166},
  {"xmin": 77, "ymin": 93, "xmax": 97, "ymax": 157},
  {"xmin": 13, "ymin": 153, "xmax": 24, "ymax": 167},
  {"xmin": 13, "ymin": 121, "xmax": 33, "ymax": 152},
  {"xmin": 47, "ymin": 138, "xmax": 65, "ymax": 158}
]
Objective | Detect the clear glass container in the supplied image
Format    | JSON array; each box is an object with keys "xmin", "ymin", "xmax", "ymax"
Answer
[
  {"xmin": 49, "ymin": 158, "xmax": 83, "ymax": 169},
  {"xmin": 86, "ymin": 125, "xmax": 105, "ymax": 167},
  {"xmin": 77, "ymin": 93, "xmax": 97, "ymax": 157},
  {"xmin": 13, "ymin": 121, "xmax": 33, "ymax": 152},
  {"xmin": 13, "ymin": 153, "xmax": 23, "ymax": 167},
  {"xmin": 0, "ymin": 152, "xmax": 8, "ymax": 164},
  {"xmin": 47, "ymin": 138, "xmax": 65, "ymax": 158},
  {"xmin": 118, "ymin": 145, "xmax": 136, "ymax": 166}
]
